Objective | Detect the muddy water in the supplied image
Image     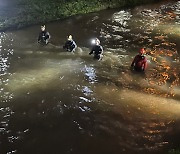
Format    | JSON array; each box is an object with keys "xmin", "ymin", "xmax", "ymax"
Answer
[{"xmin": 0, "ymin": 1, "xmax": 180, "ymax": 154}]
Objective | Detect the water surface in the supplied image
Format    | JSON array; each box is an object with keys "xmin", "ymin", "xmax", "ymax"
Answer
[{"xmin": 0, "ymin": 1, "xmax": 180, "ymax": 154}]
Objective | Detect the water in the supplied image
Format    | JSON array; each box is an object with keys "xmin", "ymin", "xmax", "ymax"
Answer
[{"xmin": 0, "ymin": 1, "xmax": 180, "ymax": 154}]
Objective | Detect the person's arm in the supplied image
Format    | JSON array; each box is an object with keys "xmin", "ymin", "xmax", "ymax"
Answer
[
  {"xmin": 70, "ymin": 41, "xmax": 77, "ymax": 52},
  {"xmin": 73, "ymin": 41, "xmax": 77, "ymax": 49},
  {"xmin": 71, "ymin": 41, "xmax": 77, "ymax": 49},
  {"xmin": 38, "ymin": 32, "xmax": 41, "ymax": 42},
  {"xmin": 131, "ymin": 56, "xmax": 137, "ymax": 67},
  {"xmin": 142, "ymin": 57, "xmax": 147, "ymax": 71},
  {"xmin": 99, "ymin": 46, "xmax": 103, "ymax": 54},
  {"xmin": 45, "ymin": 32, "xmax": 50, "ymax": 40},
  {"xmin": 89, "ymin": 47, "xmax": 94, "ymax": 55},
  {"xmin": 63, "ymin": 41, "xmax": 68, "ymax": 49}
]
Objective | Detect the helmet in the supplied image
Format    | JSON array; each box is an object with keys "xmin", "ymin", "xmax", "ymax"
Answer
[
  {"xmin": 95, "ymin": 38, "xmax": 100, "ymax": 45},
  {"xmin": 41, "ymin": 25, "xmax": 46, "ymax": 31},
  {"xmin": 68, "ymin": 35, "xmax": 73, "ymax": 40},
  {"xmin": 139, "ymin": 48, "xmax": 146, "ymax": 54},
  {"xmin": 41, "ymin": 25, "xmax": 45, "ymax": 28}
]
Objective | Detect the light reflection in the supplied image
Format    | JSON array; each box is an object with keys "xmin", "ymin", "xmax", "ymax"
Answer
[
  {"xmin": 112, "ymin": 10, "xmax": 132, "ymax": 25},
  {"xmin": 82, "ymin": 65, "xmax": 97, "ymax": 83},
  {"xmin": 134, "ymin": 5, "xmax": 180, "ymax": 97},
  {"xmin": 100, "ymin": 10, "xmax": 131, "ymax": 48},
  {"xmin": 7, "ymin": 150, "xmax": 17, "ymax": 154},
  {"xmin": 79, "ymin": 97, "xmax": 92, "ymax": 103},
  {"xmin": 8, "ymin": 136, "xmax": 20, "ymax": 143},
  {"xmin": 144, "ymin": 35, "xmax": 179, "ymax": 97},
  {"xmin": 82, "ymin": 86, "xmax": 93, "ymax": 96},
  {"xmin": 0, "ymin": 32, "xmax": 14, "ymax": 102}
]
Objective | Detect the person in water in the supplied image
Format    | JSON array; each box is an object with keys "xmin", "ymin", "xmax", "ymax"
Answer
[
  {"xmin": 38, "ymin": 25, "xmax": 51, "ymax": 45},
  {"xmin": 63, "ymin": 35, "xmax": 77, "ymax": 52},
  {"xmin": 89, "ymin": 38, "xmax": 103, "ymax": 60},
  {"xmin": 131, "ymin": 48, "xmax": 147, "ymax": 72}
]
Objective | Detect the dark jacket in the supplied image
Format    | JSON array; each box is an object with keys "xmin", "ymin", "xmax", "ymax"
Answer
[
  {"xmin": 89, "ymin": 45, "xmax": 103, "ymax": 59},
  {"xmin": 63, "ymin": 40, "xmax": 77, "ymax": 52},
  {"xmin": 131, "ymin": 54, "xmax": 147, "ymax": 71},
  {"xmin": 38, "ymin": 31, "xmax": 50, "ymax": 44}
]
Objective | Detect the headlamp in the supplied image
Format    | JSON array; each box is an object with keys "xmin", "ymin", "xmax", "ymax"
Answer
[{"xmin": 91, "ymin": 39, "xmax": 96, "ymax": 44}]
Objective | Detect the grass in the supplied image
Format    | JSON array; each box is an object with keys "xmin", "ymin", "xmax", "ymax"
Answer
[{"xmin": 0, "ymin": 0, "xmax": 162, "ymax": 31}]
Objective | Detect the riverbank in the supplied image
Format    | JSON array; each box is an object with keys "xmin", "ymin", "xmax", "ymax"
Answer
[{"xmin": 0, "ymin": 0, "xmax": 164, "ymax": 31}]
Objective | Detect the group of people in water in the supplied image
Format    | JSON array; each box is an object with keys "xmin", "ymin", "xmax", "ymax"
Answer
[{"xmin": 38, "ymin": 25, "xmax": 147, "ymax": 72}]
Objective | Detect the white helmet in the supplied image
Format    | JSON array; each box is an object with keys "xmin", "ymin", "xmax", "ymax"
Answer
[
  {"xmin": 68, "ymin": 35, "xmax": 73, "ymax": 40},
  {"xmin": 41, "ymin": 25, "xmax": 46, "ymax": 31},
  {"xmin": 95, "ymin": 38, "xmax": 100, "ymax": 45}
]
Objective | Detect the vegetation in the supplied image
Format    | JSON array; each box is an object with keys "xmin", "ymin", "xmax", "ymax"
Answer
[{"xmin": 0, "ymin": 0, "xmax": 161, "ymax": 31}]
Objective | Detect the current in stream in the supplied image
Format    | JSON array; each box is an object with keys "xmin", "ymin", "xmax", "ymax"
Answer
[{"xmin": 0, "ymin": 1, "xmax": 180, "ymax": 154}]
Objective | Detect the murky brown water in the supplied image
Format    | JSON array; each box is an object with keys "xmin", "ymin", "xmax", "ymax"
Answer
[{"xmin": 0, "ymin": 1, "xmax": 180, "ymax": 154}]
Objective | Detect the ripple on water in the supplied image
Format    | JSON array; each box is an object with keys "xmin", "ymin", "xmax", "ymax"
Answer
[{"xmin": 0, "ymin": 1, "xmax": 180, "ymax": 154}]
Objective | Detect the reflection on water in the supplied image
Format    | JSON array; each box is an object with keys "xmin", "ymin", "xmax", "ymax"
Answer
[
  {"xmin": 0, "ymin": 1, "xmax": 180, "ymax": 154},
  {"xmin": 0, "ymin": 32, "xmax": 14, "ymax": 103},
  {"xmin": 83, "ymin": 65, "xmax": 97, "ymax": 84}
]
